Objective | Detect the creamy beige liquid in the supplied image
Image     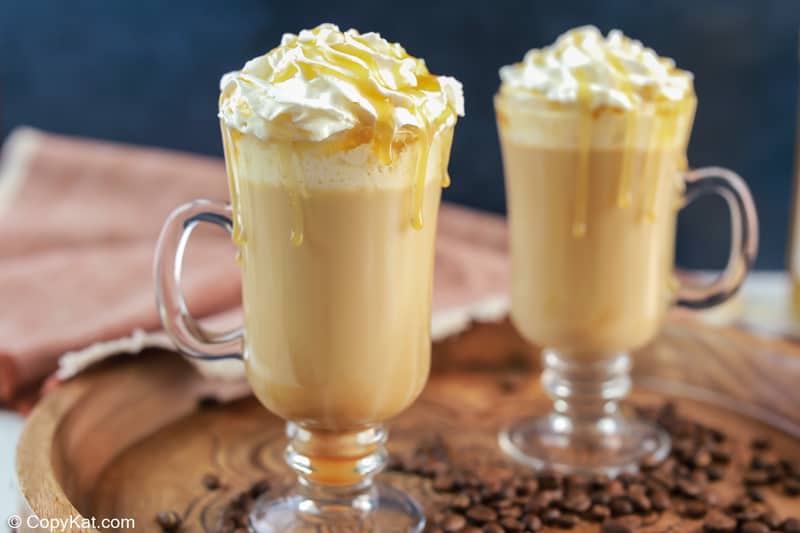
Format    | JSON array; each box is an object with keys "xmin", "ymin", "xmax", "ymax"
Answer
[
  {"xmin": 497, "ymin": 96, "xmax": 695, "ymax": 354},
  {"xmin": 222, "ymin": 127, "xmax": 450, "ymax": 430}
]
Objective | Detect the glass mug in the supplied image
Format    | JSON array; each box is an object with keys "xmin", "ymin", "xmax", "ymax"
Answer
[
  {"xmin": 154, "ymin": 125, "xmax": 454, "ymax": 532},
  {"xmin": 495, "ymin": 92, "xmax": 759, "ymax": 475}
]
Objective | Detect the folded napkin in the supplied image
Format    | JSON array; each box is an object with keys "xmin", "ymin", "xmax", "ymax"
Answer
[{"xmin": 0, "ymin": 127, "xmax": 510, "ymax": 405}]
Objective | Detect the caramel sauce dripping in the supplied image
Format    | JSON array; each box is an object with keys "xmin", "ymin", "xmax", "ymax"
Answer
[
  {"xmin": 572, "ymin": 66, "xmax": 592, "ymax": 239},
  {"xmin": 617, "ymin": 111, "xmax": 637, "ymax": 208},
  {"xmin": 640, "ymin": 112, "xmax": 663, "ymax": 223},
  {"xmin": 278, "ymin": 145, "xmax": 305, "ymax": 246},
  {"xmin": 604, "ymin": 47, "xmax": 637, "ymax": 209},
  {"xmin": 233, "ymin": 25, "xmax": 458, "ymax": 235},
  {"xmin": 220, "ymin": 120, "xmax": 247, "ymax": 264}
]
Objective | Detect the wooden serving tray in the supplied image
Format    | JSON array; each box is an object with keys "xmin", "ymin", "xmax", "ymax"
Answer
[{"xmin": 16, "ymin": 316, "xmax": 800, "ymax": 532}]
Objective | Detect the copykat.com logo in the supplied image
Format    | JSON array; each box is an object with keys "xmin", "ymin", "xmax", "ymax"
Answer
[{"xmin": 8, "ymin": 513, "xmax": 135, "ymax": 531}]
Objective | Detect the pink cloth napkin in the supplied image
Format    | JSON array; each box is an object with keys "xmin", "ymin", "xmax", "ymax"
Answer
[{"xmin": 0, "ymin": 128, "xmax": 509, "ymax": 405}]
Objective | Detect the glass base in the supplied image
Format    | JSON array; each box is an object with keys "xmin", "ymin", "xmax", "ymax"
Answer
[
  {"xmin": 248, "ymin": 482, "xmax": 425, "ymax": 533},
  {"xmin": 499, "ymin": 412, "xmax": 671, "ymax": 476}
]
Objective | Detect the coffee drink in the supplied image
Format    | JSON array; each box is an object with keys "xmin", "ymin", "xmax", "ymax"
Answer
[
  {"xmin": 221, "ymin": 128, "xmax": 453, "ymax": 428},
  {"xmin": 155, "ymin": 22, "xmax": 464, "ymax": 528},
  {"xmin": 496, "ymin": 27, "xmax": 696, "ymax": 355},
  {"xmin": 495, "ymin": 26, "xmax": 756, "ymax": 476},
  {"xmin": 217, "ymin": 24, "xmax": 463, "ymax": 430}
]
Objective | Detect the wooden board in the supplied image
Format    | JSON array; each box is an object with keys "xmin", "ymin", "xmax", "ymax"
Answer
[{"xmin": 16, "ymin": 316, "xmax": 800, "ymax": 532}]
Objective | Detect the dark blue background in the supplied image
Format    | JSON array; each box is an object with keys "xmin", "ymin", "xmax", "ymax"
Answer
[{"xmin": 2, "ymin": 1, "xmax": 797, "ymax": 269}]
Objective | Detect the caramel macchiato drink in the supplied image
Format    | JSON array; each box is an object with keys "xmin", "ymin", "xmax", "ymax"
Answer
[
  {"xmin": 495, "ymin": 27, "xmax": 757, "ymax": 475},
  {"xmin": 221, "ymin": 129, "xmax": 452, "ymax": 428},
  {"xmin": 216, "ymin": 25, "xmax": 462, "ymax": 433},
  {"xmin": 496, "ymin": 37, "xmax": 696, "ymax": 353},
  {"xmin": 156, "ymin": 23, "xmax": 462, "ymax": 529}
]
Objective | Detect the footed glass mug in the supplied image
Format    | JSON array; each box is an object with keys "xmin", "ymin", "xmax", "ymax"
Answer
[
  {"xmin": 154, "ymin": 125, "xmax": 454, "ymax": 531},
  {"xmin": 495, "ymin": 92, "xmax": 758, "ymax": 475}
]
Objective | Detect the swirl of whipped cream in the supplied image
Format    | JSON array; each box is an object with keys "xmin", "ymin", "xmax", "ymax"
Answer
[
  {"xmin": 499, "ymin": 26, "xmax": 694, "ymax": 109},
  {"xmin": 219, "ymin": 23, "xmax": 464, "ymax": 158}
]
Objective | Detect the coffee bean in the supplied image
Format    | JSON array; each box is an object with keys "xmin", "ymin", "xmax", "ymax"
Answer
[
  {"xmin": 702, "ymin": 509, "xmax": 736, "ymax": 532},
  {"xmin": 707, "ymin": 465, "xmax": 725, "ymax": 481},
  {"xmin": 739, "ymin": 522, "xmax": 769, "ymax": 533},
  {"xmin": 782, "ymin": 458, "xmax": 800, "ymax": 477},
  {"xmin": 640, "ymin": 454, "xmax": 663, "ymax": 471},
  {"xmin": 499, "ymin": 517, "xmax": 525, "ymax": 531},
  {"xmin": 751, "ymin": 453, "xmax": 780, "ymax": 470},
  {"xmin": 524, "ymin": 514, "xmax": 542, "ymax": 531},
  {"xmin": 737, "ymin": 503, "xmax": 767, "ymax": 522},
  {"xmin": 434, "ymin": 475, "xmax": 456, "ymax": 493},
  {"xmin": 676, "ymin": 478, "xmax": 703, "ymax": 499},
  {"xmin": 155, "ymin": 510, "xmax": 181, "ymax": 532},
  {"xmin": 492, "ymin": 498, "xmax": 513, "ymax": 509},
  {"xmin": 587, "ymin": 504, "xmax": 610, "ymax": 521},
  {"xmin": 692, "ymin": 449, "xmax": 713, "ymax": 469},
  {"xmin": 442, "ymin": 513, "xmax": 466, "ymax": 532},
  {"xmin": 751, "ymin": 437, "xmax": 771, "ymax": 451},
  {"xmin": 591, "ymin": 490, "xmax": 611, "ymax": 505},
  {"xmin": 554, "ymin": 513, "xmax": 578, "ymax": 529},
  {"xmin": 610, "ymin": 497, "xmax": 634, "ymax": 516},
  {"xmin": 201, "ymin": 473, "xmax": 220, "ymax": 490},
  {"xmin": 626, "ymin": 485, "xmax": 650, "ymax": 513},
  {"xmin": 465, "ymin": 505, "xmax": 497, "ymax": 524},
  {"xmin": 541, "ymin": 508, "xmax": 562, "ymax": 526},
  {"xmin": 607, "ymin": 480, "xmax": 626, "ymax": 497},
  {"xmin": 709, "ymin": 445, "xmax": 732, "ymax": 464},
  {"xmin": 783, "ymin": 518, "xmax": 800, "ymax": 533},
  {"xmin": 538, "ymin": 471, "xmax": 562, "ymax": 490},
  {"xmin": 602, "ymin": 516, "xmax": 640, "ymax": 533},
  {"xmin": 785, "ymin": 478, "xmax": 800, "ymax": 496},
  {"xmin": 649, "ymin": 490, "xmax": 670, "ymax": 512},
  {"xmin": 462, "ymin": 528, "xmax": 482, "ymax": 533},
  {"xmin": 562, "ymin": 491, "xmax": 591, "ymax": 513},
  {"xmin": 498, "ymin": 505, "xmax": 521, "ymax": 518},
  {"xmin": 451, "ymin": 493, "xmax": 471, "ymax": 511},
  {"xmin": 533, "ymin": 489, "xmax": 562, "ymax": 508},
  {"xmin": 425, "ymin": 527, "xmax": 444, "ymax": 533},
  {"xmin": 743, "ymin": 468, "xmax": 772, "ymax": 486},
  {"xmin": 682, "ymin": 500, "xmax": 707, "ymax": 519},
  {"xmin": 482, "ymin": 523, "xmax": 503, "ymax": 533},
  {"xmin": 591, "ymin": 474, "xmax": 611, "ymax": 489},
  {"xmin": 745, "ymin": 487, "xmax": 764, "ymax": 502}
]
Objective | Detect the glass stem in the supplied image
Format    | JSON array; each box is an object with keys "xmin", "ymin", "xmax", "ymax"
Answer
[
  {"xmin": 541, "ymin": 349, "xmax": 632, "ymax": 422},
  {"xmin": 284, "ymin": 423, "xmax": 387, "ymax": 509}
]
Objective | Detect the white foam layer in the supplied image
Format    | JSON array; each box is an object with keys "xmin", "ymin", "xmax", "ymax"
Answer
[
  {"xmin": 228, "ymin": 127, "xmax": 453, "ymax": 189},
  {"xmin": 499, "ymin": 26, "xmax": 694, "ymax": 110},
  {"xmin": 219, "ymin": 24, "xmax": 464, "ymax": 144},
  {"xmin": 495, "ymin": 93, "xmax": 696, "ymax": 150}
]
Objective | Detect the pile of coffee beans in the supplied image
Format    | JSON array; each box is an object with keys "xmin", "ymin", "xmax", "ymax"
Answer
[
  {"xmin": 399, "ymin": 403, "xmax": 800, "ymax": 533},
  {"xmin": 157, "ymin": 403, "xmax": 800, "ymax": 532}
]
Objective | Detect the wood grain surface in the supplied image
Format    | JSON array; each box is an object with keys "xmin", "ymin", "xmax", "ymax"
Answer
[{"xmin": 16, "ymin": 316, "xmax": 800, "ymax": 532}]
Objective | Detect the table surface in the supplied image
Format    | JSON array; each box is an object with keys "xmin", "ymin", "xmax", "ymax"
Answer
[{"xmin": 4, "ymin": 270, "xmax": 799, "ymax": 530}]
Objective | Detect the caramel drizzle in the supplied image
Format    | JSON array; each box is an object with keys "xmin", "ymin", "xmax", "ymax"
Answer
[
  {"xmin": 278, "ymin": 145, "xmax": 305, "ymax": 246},
  {"xmin": 226, "ymin": 25, "xmax": 458, "ymax": 238},
  {"xmin": 617, "ymin": 111, "xmax": 636, "ymax": 208},
  {"xmin": 641, "ymin": 112, "xmax": 663, "ymax": 222},
  {"xmin": 220, "ymin": 122, "xmax": 246, "ymax": 264},
  {"xmin": 572, "ymin": 66, "xmax": 592, "ymax": 239}
]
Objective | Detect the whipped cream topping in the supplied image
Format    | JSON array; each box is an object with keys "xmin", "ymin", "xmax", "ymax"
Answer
[
  {"xmin": 219, "ymin": 24, "xmax": 464, "ymax": 158},
  {"xmin": 499, "ymin": 26, "xmax": 694, "ymax": 110}
]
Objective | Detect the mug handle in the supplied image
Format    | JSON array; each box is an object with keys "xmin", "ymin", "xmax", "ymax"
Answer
[
  {"xmin": 154, "ymin": 199, "xmax": 243, "ymax": 360},
  {"xmin": 675, "ymin": 167, "xmax": 759, "ymax": 309}
]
